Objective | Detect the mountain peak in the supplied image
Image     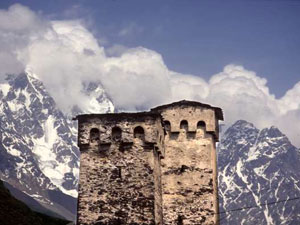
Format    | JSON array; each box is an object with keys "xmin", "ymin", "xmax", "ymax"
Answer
[
  {"xmin": 8, "ymin": 73, "xmax": 29, "ymax": 89},
  {"xmin": 260, "ymin": 126, "xmax": 286, "ymax": 139},
  {"xmin": 218, "ymin": 119, "xmax": 300, "ymax": 224},
  {"xmin": 223, "ymin": 120, "xmax": 259, "ymax": 140},
  {"xmin": 0, "ymin": 71, "xmax": 80, "ymax": 219},
  {"xmin": 231, "ymin": 119, "xmax": 256, "ymax": 129}
]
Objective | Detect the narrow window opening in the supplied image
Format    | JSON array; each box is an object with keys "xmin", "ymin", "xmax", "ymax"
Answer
[
  {"xmin": 180, "ymin": 120, "xmax": 188, "ymax": 131},
  {"xmin": 197, "ymin": 121, "xmax": 206, "ymax": 129},
  {"xmin": 164, "ymin": 120, "xmax": 171, "ymax": 132},
  {"xmin": 112, "ymin": 167, "xmax": 122, "ymax": 180},
  {"xmin": 177, "ymin": 215, "xmax": 183, "ymax": 225},
  {"xmin": 90, "ymin": 128, "xmax": 100, "ymax": 143},
  {"xmin": 112, "ymin": 127, "xmax": 122, "ymax": 142},
  {"xmin": 134, "ymin": 126, "xmax": 145, "ymax": 140},
  {"xmin": 117, "ymin": 166, "xmax": 122, "ymax": 179}
]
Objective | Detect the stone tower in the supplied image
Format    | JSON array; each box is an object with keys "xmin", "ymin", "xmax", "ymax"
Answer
[
  {"xmin": 75, "ymin": 100, "xmax": 223, "ymax": 225},
  {"xmin": 151, "ymin": 101, "xmax": 223, "ymax": 224}
]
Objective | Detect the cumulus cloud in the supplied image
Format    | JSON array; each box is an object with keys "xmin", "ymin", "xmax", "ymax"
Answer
[
  {"xmin": 101, "ymin": 47, "xmax": 172, "ymax": 110},
  {"xmin": 1, "ymin": 4, "xmax": 300, "ymax": 146},
  {"xmin": 206, "ymin": 65, "xmax": 300, "ymax": 146},
  {"xmin": 0, "ymin": 3, "xmax": 43, "ymax": 31},
  {"xmin": 0, "ymin": 4, "xmax": 47, "ymax": 78},
  {"xmin": 170, "ymin": 72, "xmax": 208, "ymax": 102},
  {"xmin": 207, "ymin": 65, "xmax": 278, "ymax": 128},
  {"xmin": 105, "ymin": 44, "xmax": 129, "ymax": 57}
]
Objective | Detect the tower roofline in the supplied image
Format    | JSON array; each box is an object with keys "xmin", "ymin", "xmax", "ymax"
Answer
[
  {"xmin": 74, "ymin": 111, "xmax": 161, "ymax": 121},
  {"xmin": 151, "ymin": 100, "xmax": 224, "ymax": 120}
]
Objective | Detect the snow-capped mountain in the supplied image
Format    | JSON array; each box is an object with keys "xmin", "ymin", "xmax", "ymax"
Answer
[
  {"xmin": 0, "ymin": 71, "xmax": 114, "ymax": 220},
  {"xmin": 218, "ymin": 120, "xmax": 300, "ymax": 225},
  {"xmin": 2, "ymin": 71, "xmax": 299, "ymax": 224}
]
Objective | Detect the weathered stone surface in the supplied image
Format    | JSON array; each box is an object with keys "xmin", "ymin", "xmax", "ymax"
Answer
[
  {"xmin": 75, "ymin": 100, "xmax": 223, "ymax": 225},
  {"xmin": 152, "ymin": 102, "xmax": 220, "ymax": 225}
]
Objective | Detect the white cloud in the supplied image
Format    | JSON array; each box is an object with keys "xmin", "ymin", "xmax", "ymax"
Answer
[
  {"xmin": 105, "ymin": 44, "xmax": 129, "ymax": 57},
  {"xmin": 0, "ymin": 4, "xmax": 47, "ymax": 77},
  {"xmin": 206, "ymin": 65, "xmax": 300, "ymax": 146},
  {"xmin": 170, "ymin": 71, "xmax": 208, "ymax": 102},
  {"xmin": 207, "ymin": 65, "xmax": 278, "ymax": 128},
  {"xmin": 278, "ymin": 81, "xmax": 300, "ymax": 113},
  {"xmin": 101, "ymin": 47, "xmax": 172, "ymax": 110},
  {"xmin": 1, "ymin": 4, "xmax": 300, "ymax": 146},
  {"xmin": 0, "ymin": 4, "xmax": 42, "ymax": 31}
]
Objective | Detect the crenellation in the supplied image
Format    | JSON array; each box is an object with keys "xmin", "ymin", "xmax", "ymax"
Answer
[
  {"xmin": 75, "ymin": 100, "xmax": 223, "ymax": 225},
  {"xmin": 155, "ymin": 107, "xmax": 218, "ymax": 138}
]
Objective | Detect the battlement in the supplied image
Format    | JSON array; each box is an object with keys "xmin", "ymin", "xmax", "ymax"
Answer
[
  {"xmin": 151, "ymin": 100, "xmax": 223, "ymax": 141},
  {"xmin": 75, "ymin": 112, "xmax": 165, "ymax": 156}
]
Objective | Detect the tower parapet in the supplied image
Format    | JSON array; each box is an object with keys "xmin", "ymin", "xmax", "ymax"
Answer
[
  {"xmin": 151, "ymin": 100, "xmax": 223, "ymax": 141},
  {"xmin": 77, "ymin": 112, "xmax": 165, "ymax": 154}
]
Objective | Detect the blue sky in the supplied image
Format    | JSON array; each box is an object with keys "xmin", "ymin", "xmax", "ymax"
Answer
[
  {"xmin": 1, "ymin": 0, "xmax": 300, "ymax": 145},
  {"xmin": 1, "ymin": 0, "xmax": 299, "ymax": 97}
]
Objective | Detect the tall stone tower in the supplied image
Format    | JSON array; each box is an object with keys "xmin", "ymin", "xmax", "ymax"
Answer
[
  {"xmin": 75, "ymin": 100, "xmax": 223, "ymax": 225},
  {"xmin": 151, "ymin": 101, "xmax": 223, "ymax": 224}
]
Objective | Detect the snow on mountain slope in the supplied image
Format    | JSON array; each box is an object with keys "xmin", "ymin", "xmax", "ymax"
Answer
[
  {"xmin": 218, "ymin": 120, "xmax": 300, "ymax": 225},
  {"xmin": 4, "ymin": 69, "xmax": 299, "ymax": 224},
  {"xmin": 82, "ymin": 81, "xmax": 114, "ymax": 114},
  {"xmin": 0, "ymin": 71, "xmax": 78, "ymax": 197},
  {"xmin": 0, "ymin": 70, "xmax": 114, "ymax": 218}
]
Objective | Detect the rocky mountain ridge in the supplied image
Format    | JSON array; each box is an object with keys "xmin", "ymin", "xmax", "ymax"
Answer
[
  {"xmin": 218, "ymin": 120, "xmax": 300, "ymax": 225},
  {"xmin": 0, "ymin": 71, "xmax": 113, "ymax": 220},
  {"xmin": 1, "ymin": 71, "xmax": 299, "ymax": 224}
]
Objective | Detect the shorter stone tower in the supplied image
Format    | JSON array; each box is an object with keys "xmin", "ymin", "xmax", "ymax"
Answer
[{"xmin": 75, "ymin": 100, "xmax": 223, "ymax": 225}]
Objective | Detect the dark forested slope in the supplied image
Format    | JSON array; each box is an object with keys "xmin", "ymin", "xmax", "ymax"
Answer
[{"xmin": 0, "ymin": 179, "xmax": 70, "ymax": 225}]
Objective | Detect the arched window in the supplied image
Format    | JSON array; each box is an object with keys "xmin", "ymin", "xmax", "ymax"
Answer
[
  {"xmin": 112, "ymin": 127, "xmax": 122, "ymax": 142},
  {"xmin": 180, "ymin": 120, "xmax": 188, "ymax": 131},
  {"xmin": 197, "ymin": 121, "xmax": 206, "ymax": 129},
  {"xmin": 134, "ymin": 126, "xmax": 145, "ymax": 139},
  {"xmin": 90, "ymin": 128, "xmax": 100, "ymax": 143},
  {"xmin": 164, "ymin": 120, "xmax": 171, "ymax": 132}
]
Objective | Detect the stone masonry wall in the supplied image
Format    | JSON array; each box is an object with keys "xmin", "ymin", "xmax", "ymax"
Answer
[
  {"xmin": 161, "ymin": 129, "xmax": 216, "ymax": 224},
  {"xmin": 153, "ymin": 105, "xmax": 219, "ymax": 225},
  {"xmin": 77, "ymin": 114, "xmax": 164, "ymax": 225},
  {"xmin": 76, "ymin": 101, "xmax": 222, "ymax": 225}
]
